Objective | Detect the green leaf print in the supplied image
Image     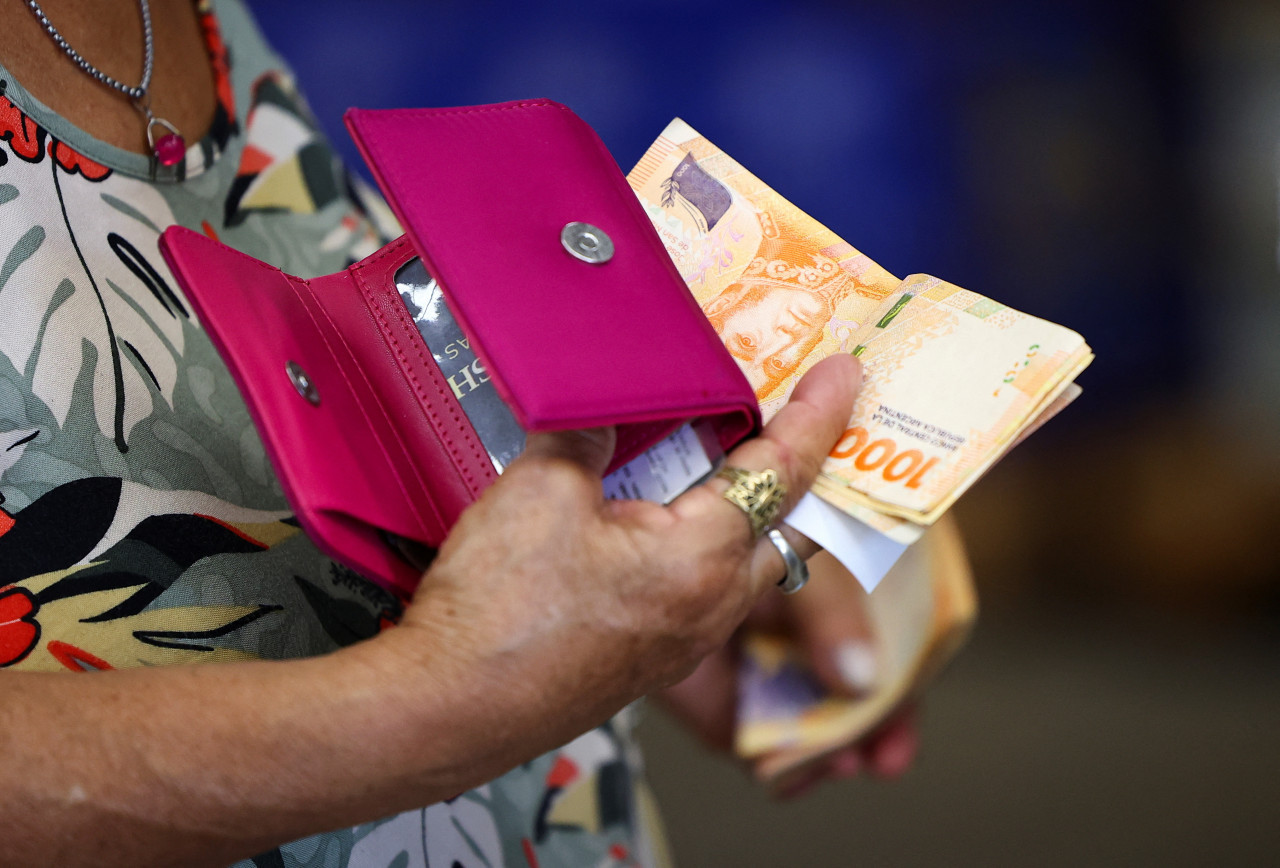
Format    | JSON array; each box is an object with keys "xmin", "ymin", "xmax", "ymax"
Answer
[{"xmin": 0, "ymin": 150, "xmax": 188, "ymax": 454}]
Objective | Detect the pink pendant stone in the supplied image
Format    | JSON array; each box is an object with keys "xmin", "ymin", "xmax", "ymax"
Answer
[{"xmin": 153, "ymin": 133, "xmax": 185, "ymax": 167}]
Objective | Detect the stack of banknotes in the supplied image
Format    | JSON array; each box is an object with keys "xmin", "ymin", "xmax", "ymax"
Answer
[
  {"xmin": 627, "ymin": 121, "xmax": 1089, "ymax": 786},
  {"xmin": 628, "ymin": 120, "xmax": 1091, "ymax": 546}
]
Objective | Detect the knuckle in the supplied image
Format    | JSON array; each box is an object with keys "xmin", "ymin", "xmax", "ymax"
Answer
[
  {"xmin": 504, "ymin": 456, "xmax": 588, "ymax": 499},
  {"xmin": 683, "ymin": 551, "xmax": 755, "ymax": 628},
  {"xmin": 766, "ymin": 435, "xmax": 819, "ymax": 506},
  {"xmin": 644, "ymin": 545, "xmax": 744, "ymax": 627}
]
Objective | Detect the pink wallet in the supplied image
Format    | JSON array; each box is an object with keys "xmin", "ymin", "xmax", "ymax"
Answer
[{"xmin": 159, "ymin": 100, "xmax": 760, "ymax": 598}]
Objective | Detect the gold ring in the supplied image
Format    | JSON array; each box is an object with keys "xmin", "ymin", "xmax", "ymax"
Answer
[{"xmin": 716, "ymin": 466, "xmax": 786, "ymax": 539}]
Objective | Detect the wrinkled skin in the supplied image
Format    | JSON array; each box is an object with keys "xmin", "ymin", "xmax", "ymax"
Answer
[{"xmin": 391, "ymin": 355, "xmax": 868, "ymax": 766}]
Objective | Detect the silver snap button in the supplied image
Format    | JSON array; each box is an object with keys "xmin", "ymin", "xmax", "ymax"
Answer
[
  {"xmin": 286, "ymin": 361, "xmax": 320, "ymax": 406},
  {"xmin": 561, "ymin": 222, "xmax": 614, "ymax": 264}
]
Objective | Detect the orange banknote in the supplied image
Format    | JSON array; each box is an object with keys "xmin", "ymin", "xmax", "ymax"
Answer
[{"xmin": 628, "ymin": 120, "xmax": 1091, "ymax": 542}]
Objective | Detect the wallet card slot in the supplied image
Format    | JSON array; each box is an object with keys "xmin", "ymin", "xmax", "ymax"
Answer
[
  {"xmin": 394, "ymin": 257, "xmax": 525, "ymax": 473},
  {"xmin": 347, "ymin": 238, "xmax": 498, "ymax": 510}
]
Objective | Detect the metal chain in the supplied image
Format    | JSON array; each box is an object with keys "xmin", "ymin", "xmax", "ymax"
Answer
[{"xmin": 25, "ymin": 0, "xmax": 153, "ymax": 102}]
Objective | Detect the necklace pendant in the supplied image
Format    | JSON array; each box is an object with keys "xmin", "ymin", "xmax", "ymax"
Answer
[
  {"xmin": 153, "ymin": 129, "xmax": 186, "ymax": 166},
  {"xmin": 145, "ymin": 114, "xmax": 185, "ymax": 167}
]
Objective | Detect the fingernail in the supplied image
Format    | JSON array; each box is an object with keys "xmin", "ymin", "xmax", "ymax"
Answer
[{"xmin": 835, "ymin": 641, "xmax": 877, "ymax": 694}]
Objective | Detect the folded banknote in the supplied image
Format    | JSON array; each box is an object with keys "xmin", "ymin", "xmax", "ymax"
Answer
[
  {"xmin": 628, "ymin": 120, "xmax": 1092, "ymax": 544},
  {"xmin": 736, "ymin": 517, "xmax": 975, "ymax": 790}
]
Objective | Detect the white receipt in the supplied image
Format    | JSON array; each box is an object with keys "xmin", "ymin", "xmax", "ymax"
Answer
[{"xmin": 602, "ymin": 424, "xmax": 715, "ymax": 505}]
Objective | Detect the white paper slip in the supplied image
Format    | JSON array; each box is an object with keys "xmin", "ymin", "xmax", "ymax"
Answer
[
  {"xmin": 603, "ymin": 423, "xmax": 720, "ymax": 504},
  {"xmin": 784, "ymin": 493, "xmax": 908, "ymax": 592}
]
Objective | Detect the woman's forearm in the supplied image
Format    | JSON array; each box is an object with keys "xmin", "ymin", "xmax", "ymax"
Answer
[{"xmin": 0, "ymin": 628, "xmax": 535, "ymax": 868}]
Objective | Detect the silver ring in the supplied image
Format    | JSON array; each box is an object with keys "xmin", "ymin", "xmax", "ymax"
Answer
[{"xmin": 765, "ymin": 528, "xmax": 809, "ymax": 594}]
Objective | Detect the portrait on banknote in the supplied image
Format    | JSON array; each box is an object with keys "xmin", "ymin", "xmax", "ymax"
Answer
[{"xmin": 702, "ymin": 234, "xmax": 857, "ymax": 402}]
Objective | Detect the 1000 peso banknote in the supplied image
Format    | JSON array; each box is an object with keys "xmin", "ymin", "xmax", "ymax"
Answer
[{"xmin": 628, "ymin": 120, "xmax": 1092, "ymax": 542}]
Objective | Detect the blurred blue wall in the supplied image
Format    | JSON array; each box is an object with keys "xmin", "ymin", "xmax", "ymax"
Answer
[{"xmin": 256, "ymin": 0, "xmax": 1200, "ymax": 424}]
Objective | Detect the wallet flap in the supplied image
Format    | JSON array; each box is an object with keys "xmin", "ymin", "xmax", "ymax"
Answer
[
  {"xmin": 158, "ymin": 228, "xmax": 469, "ymax": 598},
  {"xmin": 345, "ymin": 100, "xmax": 759, "ymax": 448}
]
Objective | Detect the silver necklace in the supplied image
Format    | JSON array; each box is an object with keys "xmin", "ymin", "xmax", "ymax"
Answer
[{"xmin": 26, "ymin": 0, "xmax": 186, "ymax": 166}]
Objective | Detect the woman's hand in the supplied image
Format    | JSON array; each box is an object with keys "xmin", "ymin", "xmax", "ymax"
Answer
[
  {"xmin": 383, "ymin": 354, "xmax": 864, "ymax": 787},
  {"xmin": 657, "ymin": 550, "xmax": 920, "ymax": 798}
]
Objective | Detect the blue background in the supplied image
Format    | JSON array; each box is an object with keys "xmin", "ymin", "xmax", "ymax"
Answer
[{"xmin": 257, "ymin": 0, "xmax": 1199, "ymax": 422}]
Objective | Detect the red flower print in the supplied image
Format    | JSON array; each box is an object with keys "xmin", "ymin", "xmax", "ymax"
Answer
[
  {"xmin": 48, "ymin": 139, "xmax": 111, "ymax": 181},
  {"xmin": 198, "ymin": 3, "xmax": 235, "ymax": 121},
  {"xmin": 0, "ymin": 95, "xmax": 45, "ymax": 163},
  {"xmin": 47, "ymin": 641, "xmax": 114, "ymax": 672},
  {"xmin": 0, "ymin": 586, "xmax": 40, "ymax": 667}
]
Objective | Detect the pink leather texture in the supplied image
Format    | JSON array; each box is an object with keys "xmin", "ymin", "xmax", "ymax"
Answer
[
  {"xmin": 159, "ymin": 100, "xmax": 760, "ymax": 598},
  {"xmin": 160, "ymin": 231, "xmax": 489, "ymax": 598},
  {"xmin": 345, "ymin": 100, "xmax": 759, "ymax": 464}
]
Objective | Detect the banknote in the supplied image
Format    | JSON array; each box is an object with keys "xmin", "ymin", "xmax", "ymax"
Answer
[
  {"xmin": 629, "ymin": 121, "xmax": 902, "ymax": 422},
  {"xmin": 737, "ymin": 516, "xmax": 976, "ymax": 789},
  {"xmin": 816, "ymin": 273, "xmax": 1093, "ymax": 525},
  {"xmin": 627, "ymin": 120, "xmax": 1092, "ymax": 539}
]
